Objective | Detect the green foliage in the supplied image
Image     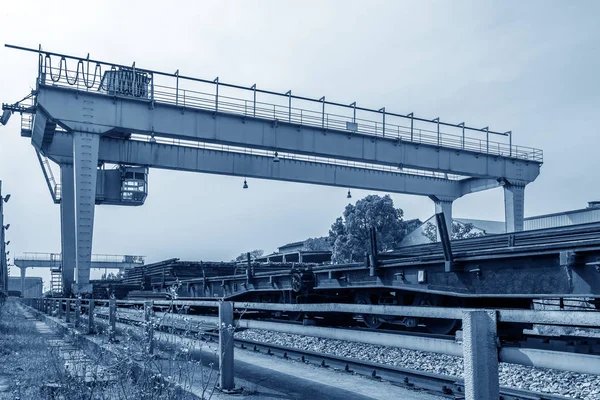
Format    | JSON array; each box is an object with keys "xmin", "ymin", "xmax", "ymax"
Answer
[
  {"xmin": 328, "ymin": 195, "xmax": 419, "ymax": 263},
  {"xmin": 422, "ymin": 221, "xmax": 486, "ymax": 242},
  {"xmin": 302, "ymin": 236, "xmax": 332, "ymax": 251},
  {"xmin": 234, "ymin": 249, "xmax": 264, "ymax": 262}
]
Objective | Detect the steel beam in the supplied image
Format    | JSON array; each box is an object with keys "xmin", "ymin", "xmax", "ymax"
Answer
[
  {"xmin": 36, "ymin": 86, "xmax": 541, "ymax": 183},
  {"xmin": 45, "ymin": 131, "xmax": 463, "ymax": 198},
  {"xmin": 504, "ymin": 183, "xmax": 525, "ymax": 233},
  {"xmin": 499, "ymin": 347, "xmax": 600, "ymax": 375},
  {"xmin": 73, "ymin": 132, "xmax": 99, "ymax": 293},
  {"xmin": 430, "ymin": 196, "xmax": 453, "ymax": 241},
  {"xmin": 60, "ymin": 164, "xmax": 76, "ymax": 296},
  {"xmin": 236, "ymin": 318, "xmax": 463, "ymax": 356}
]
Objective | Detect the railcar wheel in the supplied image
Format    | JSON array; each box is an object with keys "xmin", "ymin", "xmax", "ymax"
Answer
[
  {"xmin": 414, "ymin": 294, "xmax": 461, "ymax": 335},
  {"xmin": 355, "ymin": 293, "xmax": 384, "ymax": 329}
]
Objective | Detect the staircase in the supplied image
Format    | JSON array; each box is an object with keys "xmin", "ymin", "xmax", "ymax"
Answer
[{"xmin": 50, "ymin": 268, "xmax": 63, "ymax": 296}]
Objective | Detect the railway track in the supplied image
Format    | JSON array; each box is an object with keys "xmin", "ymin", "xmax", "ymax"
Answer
[
  {"xmin": 93, "ymin": 305, "xmax": 600, "ymax": 356},
  {"xmin": 87, "ymin": 308, "xmax": 571, "ymax": 400}
]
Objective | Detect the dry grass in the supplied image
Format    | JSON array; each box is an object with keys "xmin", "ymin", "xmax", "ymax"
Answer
[{"xmin": 0, "ymin": 298, "xmax": 222, "ymax": 399}]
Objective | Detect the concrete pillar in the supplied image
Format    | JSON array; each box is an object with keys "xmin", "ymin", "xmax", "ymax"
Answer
[
  {"xmin": 73, "ymin": 132, "xmax": 99, "ymax": 294},
  {"xmin": 219, "ymin": 302, "xmax": 235, "ymax": 391},
  {"xmin": 109, "ymin": 298, "xmax": 116, "ymax": 342},
  {"xmin": 74, "ymin": 298, "xmax": 81, "ymax": 328},
  {"xmin": 87, "ymin": 300, "xmax": 95, "ymax": 334},
  {"xmin": 144, "ymin": 301, "xmax": 154, "ymax": 354},
  {"xmin": 462, "ymin": 310, "xmax": 499, "ymax": 400},
  {"xmin": 19, "ymin": 267, "xmax": 26, "ymax": 297},
  {"xmin": 504, "ymin": 184, "xmax": 525, "ymax": 233},
  {"xmin": 430, "ymin": 196, "xmax": 453, "ymax": 241},
  {"xmin": 65, "ymin": 299, "xmax": 71, "ymax": 323},
  {"xmin": 60, "ymin": 163, "xmax": 76, "ymax": 297}
]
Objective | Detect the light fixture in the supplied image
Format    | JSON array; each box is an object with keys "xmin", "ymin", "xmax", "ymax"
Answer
[
  {"xmin": 3, "ymin": 224, "xmax": 9, "ymax": 230},
  {"xmin": 149, "ymin": 134, "xmax": 156, "ymax": 143},
  {"xmin": 347, "ymin": 189, "xmax": 352, "ymax": 199},
  {"xmin": 243, "ymin": 179, "xmax": 248, "ymax": 189},
  {"xmin": 2, "ymin": 194, "xmax": 10, "ymax": 203},
  {"xmin": 5, "ymin": 251, "xmax": 8, "ymax": 256},
  {"xmin": 5, "ymin": 241, "xmax": 9, "ymax": 246},
  {"xmin": 273, "ymin": 151, "xmax": 280, "ymax": 163}
]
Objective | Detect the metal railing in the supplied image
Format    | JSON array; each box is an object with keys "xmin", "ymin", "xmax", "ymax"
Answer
[
  {"xmin": 35, "ymin": 150, "xmax": 61, "ymax": 203},
  {"xmin": 21, "ymin": 297, "xmax": 600, "ymax": 399},
  {"xmin": 6, "ymin": 44, "xmax": 543, "ymax": 163},
  {"xmin": 15, "ymin": 252, "xmax": 145, "ymax": 264}
]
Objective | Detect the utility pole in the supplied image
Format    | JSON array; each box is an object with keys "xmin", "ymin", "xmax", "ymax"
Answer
[{"xmin": 0, "ymin": 180, "xmax": 9, "ymax": 293}]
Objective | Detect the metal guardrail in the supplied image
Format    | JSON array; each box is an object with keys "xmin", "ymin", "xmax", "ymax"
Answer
[
  {"xmin": 5, "ymin": 44, "xmax": 543, "ymax": 163},
  {"xmin": 21, "ymin": 297, "xmax": 600, "ymax": 400}
]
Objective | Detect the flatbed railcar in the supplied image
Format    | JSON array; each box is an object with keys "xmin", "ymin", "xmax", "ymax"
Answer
[{"xmin": 114, "ymin": 221, "xmax": 600, "ymax": 334}]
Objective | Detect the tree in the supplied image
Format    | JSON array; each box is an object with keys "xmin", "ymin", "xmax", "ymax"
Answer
[
  {"xmin": 101, "ymin": 272, "xmax": 119, "ymax": 280},
  {"xmin": 422, "ymin": 221, "xmax": 486, "ymax": 243},
  {"xmin": 234, "ymin": 249, "xmax": 264, "ymax": 262},
  {"xmin": 302, "ymin": 237, "xmax": 332, "ymax": 251},
  {"xmin": 328, "ymin": 195, "xmax": 419, "ymax": 263}
]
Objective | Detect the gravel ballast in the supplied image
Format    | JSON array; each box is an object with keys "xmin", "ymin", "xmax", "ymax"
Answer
[{"xmin": 235, "ymin": 329, "xmax": 600, "ymax": 400}]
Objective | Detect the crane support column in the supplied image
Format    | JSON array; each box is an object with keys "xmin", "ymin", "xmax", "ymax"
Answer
[
  {"xmin": 60, "ymin": 164, "xmax": 76, "ymax": 296},
  {"xmin": 72, "ymin": 132, "xmax": 99, "ymax": 294},
  {"xmin": 19, "ymin": 267, "xmax": 26, "ymax": 297},
  {"xmin": 430, "ymin": 196, "xmax": 454, "ymax": 241},
  {"xmin": 504, "ymin": 183, "xmax": 525, "ymax": 233}
]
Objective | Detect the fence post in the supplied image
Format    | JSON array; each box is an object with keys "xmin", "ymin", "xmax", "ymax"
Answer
[
  {"xmin": 57, "ymin": 299, "xmax": 63, "ymax": 319},
  {"xmin": 219, "ymin": 301, "xmax": 235, "ymax": 391},
  {"xmin": 65, "ymin": 299, "xmax": 71, "ymax": 323},
  {"xmin": 75, "ymin": 298, "xmax": 81, "ymax": 328},
  {"xmin": 109, "ymin": 298, "xmax": 117, "ymax": 342},
  {"xmin": 87, "ymin": 299, "xmax": 95, "ymax": 334},
  {"xmin": 462, "ymin": 310, "xmax": 499, "ymax": 400},
  {"xmin": 144, "ymin": 301, "xmax": 154, "ymax": 354}
]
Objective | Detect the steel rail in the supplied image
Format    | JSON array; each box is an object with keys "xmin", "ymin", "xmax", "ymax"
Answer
[{"xmin": 88, "ymin": 305, "xmax": 570, "ymax": 400}]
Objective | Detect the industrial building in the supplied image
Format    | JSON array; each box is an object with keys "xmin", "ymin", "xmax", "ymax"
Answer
[
  {"xmin": 400, "ymin": 201, "xmax": 600, "ymax": 246},
  {"xmin": 8, "ymin": 277, "xmax": 43, "ymax": 298}
]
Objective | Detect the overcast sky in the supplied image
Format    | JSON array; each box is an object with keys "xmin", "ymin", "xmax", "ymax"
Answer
[{"xmin": 1, "ymin": 1, "xmax": 599, "ymax": 289}]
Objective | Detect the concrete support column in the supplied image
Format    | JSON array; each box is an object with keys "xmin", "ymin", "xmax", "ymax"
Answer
[
  {"xmin": 65, "ymin": 299, "xmax": 71, "ymax": 323},
  {"xmin": 87, "ymin": 299, "xmax": 95, "ymax": 334},
  {"xmin": 109, "ymin": 298, "xmax": 117, "ymax": 342},
  {"xmin": 430, "ymin": 196, "xmax": 454, "ymax": 241},
  {"xmin": 60, "ymin": 163, "xmax": 76, "ymax": 297},
  {"xmin": 219, "ymin": 302, "xmax": 235, "ymax": 391},
  {"xmin": 19, "ymin": 267, "xmax": 26, "ymax": 297},
  {"xmin": 462, "ymin": 310, "xmax": 499, "ymax": 400},
  {"xmin": 504, "ymin": 184, "xmax": 525, "ymax": 233},
  {"xmin": 144, "ymin": 301, "xmax": 154, "ymax": 354},
  {"xmin": 74, "ymin": 298, "xmax": 81, "ymax": 328},
  {"xmin": 73, "ymin": 132, "xmax": 99, "ymax": 294}
]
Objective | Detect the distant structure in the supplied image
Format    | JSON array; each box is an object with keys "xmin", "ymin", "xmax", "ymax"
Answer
[
  {"xmin": 400, "ymin": 201, "xmax": 600, "ymax": 246},
  {"xmin": 8, "ymin": 277, "xmax": 42, "ymax": 297},
  {"xmin": 256, "ymin": 241, "xmax": 332, "ymax": 264}
]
